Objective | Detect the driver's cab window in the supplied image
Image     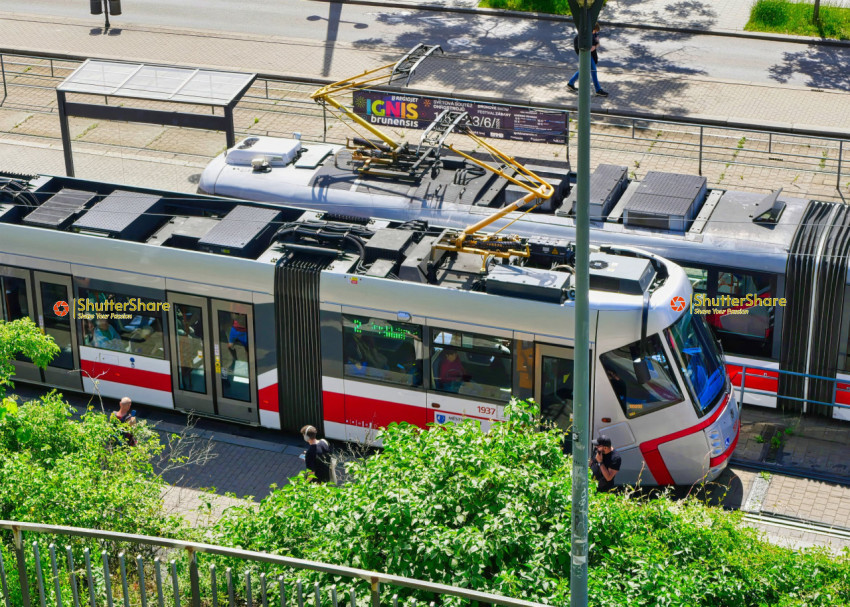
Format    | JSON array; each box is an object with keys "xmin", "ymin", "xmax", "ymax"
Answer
[
  {"xmin": 431, "ymin": 328, "xmax": 512, "ymax": 401},
  {"xmin": 600, "ymin": 335, "xmax": 683, "ymax": 419}
]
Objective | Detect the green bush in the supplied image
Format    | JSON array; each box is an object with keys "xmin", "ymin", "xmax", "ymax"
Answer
[
  {"xmin": 751, "ymin": 0, "xmax": 789, "ymax": 27},
  {"xmin": 478, "ymin": 0, "xmax": 571, "ymax": 15},
  {"xmin": 209, "ymin": 401, "xmax": 850, "ymax": 606},
  {"xmin": 747, "ymin": 0, "xmax": 850, "ymax": 39},
  {"xmin": 0, "ymin": 392, "xmax": 177, "ymax": 536}
]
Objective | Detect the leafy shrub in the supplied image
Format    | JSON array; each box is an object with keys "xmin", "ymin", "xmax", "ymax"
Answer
[
  {"xmin": 479, "ymin": 0, "xmax": 571, "ymax": 15},
  {"xmin": 751, "ymin": 0, "xmax": 789, "ymax": 27},
  {"xmin": 746, "ymin": 0, "xmax": 850, "ymax": 39},
  {"xmin": 0, "ymin": 317, "xmax": 59, "ymax": 397},
  {"xmin": 209, "ymin": 401, "xmax": 850, "ymax": 606},
  {"xmin": 0, "ymin": 392, "xmax": 177, "ymax": 536}
]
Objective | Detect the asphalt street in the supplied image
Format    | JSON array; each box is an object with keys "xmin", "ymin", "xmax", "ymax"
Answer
[{"xmin": 2, "ymin": 0, "xmax": 847, "ymax": 91}]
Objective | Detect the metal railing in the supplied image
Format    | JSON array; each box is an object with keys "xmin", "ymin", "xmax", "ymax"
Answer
[
  {"xmin": 735, "ymin": 362, "xmax": 850, "ymax": 412},
  {"xmin": 1, "ymin": 50, "xmax": 848, "ymax": 199},
  {"xmin": 0, "ymin": 521, "xmax": 545, "ymax": 607}
]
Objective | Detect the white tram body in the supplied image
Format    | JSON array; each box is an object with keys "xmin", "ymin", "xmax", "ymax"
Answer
[
  {"xmin": 200, "ymin": 136, "xmax": 850, "ymax": 421},
  {"xmin": 0, "ymin": 174, "xmax": 738, "ymax": 485}
]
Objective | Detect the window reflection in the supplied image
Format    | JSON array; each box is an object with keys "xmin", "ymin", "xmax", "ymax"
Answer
[
  {"xmin": 431, "ymin": 329, "xmax": 512, "ymax": 401},
  {"xmin": 219, "ymin": 311, "xmax": 250, "ymax": 402},
  {"xmin": 342, "ymin": 315, "xmax": 422, "ymax": 387}
]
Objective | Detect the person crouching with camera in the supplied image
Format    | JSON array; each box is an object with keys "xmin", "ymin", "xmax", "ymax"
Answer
[{"xmin": 590, "ymin": 435, "xmax": 621, "ymax": 492}]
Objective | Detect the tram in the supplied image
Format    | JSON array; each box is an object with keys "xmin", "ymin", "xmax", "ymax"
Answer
[
  {"xmin": 197, "ymin": 46, "xmax": 850, "ymax": 421},
  {"xmin": 0, "ymin": 172, "xmax": 737, "ymax": 486}
]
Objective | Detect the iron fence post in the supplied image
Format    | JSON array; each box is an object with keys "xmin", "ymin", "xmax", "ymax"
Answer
[
  {"xmin": 50, "ymin": 59, "xmax": 54, "ymax": 79},
  {"xmin": 33, "ymin": 542, "xmax": 46, "ymax": 607},
  {"xmin": 1, "ymin": 546, "xmax": 13, "ymax": 607},
  {"xmin": 12, "ymin": 527, "xmax": 32, "ymax": 607},
  {"xmin": 323, "ymin": 105, "xmax": 328, "ymax": 143},
  {"xmin": 1, "ymin": 54, "xmax": 7, "ymax": 103},
  {"xmin": 102, "ymin": 551, "xmax": 114, "ymax": 607},
  {"xmin": 739, "ymin": 365, "xmax": 747, "ymax": 405},
  {"xmin": 170, "ymin": 561, "xmax": 181, "ymax": 607},
  {"xmin": 838, "ymin": 140, "xmax": 844, "ymax": 192},
  {"xmin": 49, "ymin": 545, "xmax": 62, "ymax": 607},
  {"xmin": 698, "ymin": 126, "xmax": 704, "ymax": 176},
  {"xmin": 67, "ymin": 547, "xmax": 80, "ymax": 607},
  {"xmin": 371, "ymin": 579, "xmax": 380, "ymax": 607},
  {"xmin": 188, "ymin": 548, "xmax": 201, "ymax": 607},
  {"xmin": 119, "ymin": 553, "xmax": 130, "ymax": 607},
  {"xmin": 136, "ymin": 555, "xmax": 148, "ymax": 607}
]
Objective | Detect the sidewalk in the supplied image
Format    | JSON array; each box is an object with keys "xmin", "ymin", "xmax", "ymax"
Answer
[{"xmin": 1, "ymin": 11, "xmax": 849, "ymax": 136}]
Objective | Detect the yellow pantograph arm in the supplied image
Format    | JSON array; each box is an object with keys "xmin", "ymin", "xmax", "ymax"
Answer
[{"xmin": 311, "ymin": 64, "xmax": 404, "ymax": 150}]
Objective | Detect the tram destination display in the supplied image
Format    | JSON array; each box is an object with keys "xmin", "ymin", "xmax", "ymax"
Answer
[{"xmin": 352, "ymin": 90, "xmax": 566, "ymax": 145}]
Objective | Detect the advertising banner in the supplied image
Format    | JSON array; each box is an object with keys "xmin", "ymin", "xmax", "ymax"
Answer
[{"xmin": 352, "ymin": 91, "xmax": 566, "ymax": 145}]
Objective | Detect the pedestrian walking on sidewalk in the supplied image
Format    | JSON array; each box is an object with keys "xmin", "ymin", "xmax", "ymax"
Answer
[
  {"xmin": 567, "ymin": 23, "xmax": 609, "ymax": 97},
  {"xmin": 301, "ymin": 425, "xmax": 332, "ymax": 483}
]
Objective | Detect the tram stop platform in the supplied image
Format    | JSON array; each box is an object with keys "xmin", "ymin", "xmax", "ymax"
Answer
[{"xmin": 708, "ymin": 404, "xmax": 850, "ymax": 553}]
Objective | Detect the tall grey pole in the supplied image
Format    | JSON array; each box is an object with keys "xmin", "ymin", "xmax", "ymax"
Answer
[
  {"xmin": 566, "ymin": 2, "xmax": 603, "ymax": 606},
  {"xmin": 570, "ymin": 41, "xmax": 591, "ymax": 607}
]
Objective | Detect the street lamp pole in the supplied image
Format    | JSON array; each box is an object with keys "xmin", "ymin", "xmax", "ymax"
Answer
[{"xmin": 565, "ymin": 1, "xmax": 605, "ymax": 606}]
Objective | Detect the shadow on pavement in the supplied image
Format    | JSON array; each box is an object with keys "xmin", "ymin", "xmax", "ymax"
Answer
[{"xmin": 769, "ymin": 46, "xmax": 850, "ymax": 90}]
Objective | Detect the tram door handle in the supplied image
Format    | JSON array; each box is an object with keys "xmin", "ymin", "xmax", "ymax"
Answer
[{"xmin": 431, "ymin": 403, "xmax": 441, "ymax": 409}]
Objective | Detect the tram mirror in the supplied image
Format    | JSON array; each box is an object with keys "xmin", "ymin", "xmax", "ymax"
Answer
[{"xmin": 633, "ymin": 358, "xmax": 651, "ymax": 384}]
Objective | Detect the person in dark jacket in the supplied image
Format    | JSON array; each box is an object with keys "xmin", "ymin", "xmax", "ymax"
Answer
[
  {"xmin": 589, "ymin": 434, "xmax": 621, "ymax": 492},
  {"xmin": 301, "ymin": 425, "xmax": 332, "ymax": 483},
  {"xmin": 567, "ymin": 23, "xmax": 608, "ymax": 97}
]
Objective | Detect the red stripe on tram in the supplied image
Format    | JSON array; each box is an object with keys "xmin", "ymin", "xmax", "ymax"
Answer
[
  {"xmin": 639, "ymin": 393, "xmax": 730, "ymax": 485},
  {"xmin": 81, "ymin": 359, "xmax": 172, "ymax": 393}
]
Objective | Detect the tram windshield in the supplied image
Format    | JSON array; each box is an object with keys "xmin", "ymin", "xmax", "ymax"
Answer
[{"xmin": 666, "ymin": 309, "xmax": 726, "ymax": 415}]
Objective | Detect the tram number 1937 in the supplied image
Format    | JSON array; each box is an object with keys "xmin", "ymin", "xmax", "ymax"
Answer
[{"xmin": 477, "ymin": 405, "xmax": 497, "ymax": 417}]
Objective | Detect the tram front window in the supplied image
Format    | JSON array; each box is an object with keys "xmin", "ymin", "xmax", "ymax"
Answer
[
  {"xmin": 666, "ymin": 309, "xmax": 726, "ymax": 415},
  {"xmin": 600, "ymin": 334, "xmax": 683, "ymax": 419}
]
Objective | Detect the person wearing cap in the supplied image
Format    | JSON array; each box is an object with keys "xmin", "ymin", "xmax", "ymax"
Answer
[
  {"xmin": 590, "ymin": 435, "xmax": 621, "ymax": 492},
  {"xmin": 301, "ymin": 425, "xmax": 332, "ymax": 483}
]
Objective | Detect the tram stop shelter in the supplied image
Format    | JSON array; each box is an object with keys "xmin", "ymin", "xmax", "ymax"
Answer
[{"xmin": 56, "ymin": 59, "xmax": 256, "ymax": 176}]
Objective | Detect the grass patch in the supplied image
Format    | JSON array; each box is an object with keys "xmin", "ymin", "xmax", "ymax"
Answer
[
  {"xmin": 746, "ymin": 0, "xmax": 850, "ymax": 39},
  {"xmin": 478, "ymin": 0, "xmax": 571, "ymax": 15}
]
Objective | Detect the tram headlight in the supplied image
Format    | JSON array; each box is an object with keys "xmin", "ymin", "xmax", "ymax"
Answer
[{"xmin": 708, "ymin": 429, "xmax": 724, "ymax": 457}]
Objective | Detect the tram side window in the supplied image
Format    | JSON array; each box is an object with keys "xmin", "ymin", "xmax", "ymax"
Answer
[
  {"xmin": 431, "ymin": 329, "xmax": 512, "ymax": 401},
  {"xmin": 342, "ymin": 315, "xmax": 423, "ymax": 387},
  {"xmin": 1, "ymin": 276, "xmax": 30, "ymax": 322},
  {"xmin": 77, "ymin": 288, "xmax": 165, "ymax": 359},
  {"xmin": 683, "ymin": 266, "xmax": 708, "ymax": 294},
  {"xmin": 712, "ymin": 271, "xmax": 774, "ymax": 355},
  {"xmin": 600, "ymin": 334, "xmax": 684, "ymax": 419}
]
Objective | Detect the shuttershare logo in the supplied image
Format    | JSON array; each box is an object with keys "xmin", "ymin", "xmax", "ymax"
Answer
[
  {"xmin": 53, "ymin": 301, "xmax": 70, "ymax": 317},
  {"xmin": 670, "ymin": 296, "xmax": 687, "ymax": 312}
]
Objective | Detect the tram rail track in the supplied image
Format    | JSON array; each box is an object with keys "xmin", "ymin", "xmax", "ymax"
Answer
[{"xmin": 730, "ymin": 459, "xmax": 850, "ymax": 489}]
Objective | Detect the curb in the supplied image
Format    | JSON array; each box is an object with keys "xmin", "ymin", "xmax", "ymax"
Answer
[{"xmin": 310, "ymin": 0, "xmax": 850, "ymax": 48}]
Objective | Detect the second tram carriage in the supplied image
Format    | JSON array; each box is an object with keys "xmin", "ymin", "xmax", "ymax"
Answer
[{"xmin": 0, "ymin": 173, "xmax": 738, "ymax": 485}]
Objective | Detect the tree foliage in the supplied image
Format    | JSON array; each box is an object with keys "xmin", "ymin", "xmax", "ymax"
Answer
[
  {"xmin": 210, "ymin": 401, "xmax": 850, "ymax": 606},
  {"xmin": 0, "ymin": 317, "xmax": 60, "ymax": 397}
]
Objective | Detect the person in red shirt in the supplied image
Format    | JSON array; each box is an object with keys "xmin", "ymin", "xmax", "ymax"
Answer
[{"xmin": 438, "ymin": 349, "xmax": 467, "ymax": 392}]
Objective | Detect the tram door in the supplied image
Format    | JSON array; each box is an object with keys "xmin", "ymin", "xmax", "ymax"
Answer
[
  {"xmin": 168, "ymin": 294, "xmax": 214, "ymax": 416},
  {"xmin": 0, "ymin": 266, "xmax": 41, "ymax": 383},
  {"xmin": 33, "ymin": 272, "xmax": 82, "ymax": 391},
  {"xmin": 535, "ymin": 344, "xmax": 576, "ymax": 444},
  {"xmin": 167, "ymin": 294, "xmax": 258, "ymax": 424}
]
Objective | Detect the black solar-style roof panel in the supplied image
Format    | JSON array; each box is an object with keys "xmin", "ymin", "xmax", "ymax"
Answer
[
  {"xmin": 624, "ymin": 172, "xmax": 706, "ymax": 232},
  {"xmin": 24, "ymin": 188, "xmax": 94, "ymax": 229},
  {"xmin": 198, "ymin": 205, "xmax": 281, "ymax": 257},
  {"xmin": 71, "ymin": 190, "xmax": 162, "ymax": 239}
]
